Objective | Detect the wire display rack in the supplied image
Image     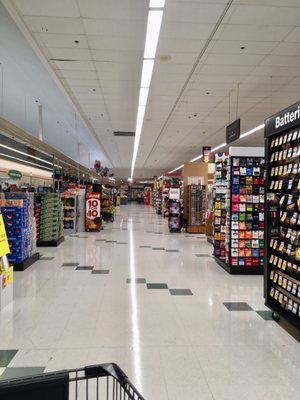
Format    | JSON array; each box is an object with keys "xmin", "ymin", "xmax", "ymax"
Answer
[{"xmin": 0, "ymin": 363, "xmax": 145, "ymax": 400}]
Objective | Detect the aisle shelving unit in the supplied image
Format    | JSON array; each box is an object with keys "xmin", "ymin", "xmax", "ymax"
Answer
[
  {"xmin": 213, "ymin": 153, "xmax": 229, "ymax": 257},
  {"xmin": 214, "ymin": 147, "xmax": 265, "ymax": 275},
  {"xmin": 264, "ymin": 101, "xmax": 300, "ymax": 329},
  {"xmin": 61, "ymin": 192, "xmax": 78, "ymax": 235}
]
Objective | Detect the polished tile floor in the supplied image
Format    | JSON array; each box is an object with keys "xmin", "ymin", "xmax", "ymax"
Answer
[{"xmin": 0, "ymin": 204, "xmax": 299, "ymax": 399}]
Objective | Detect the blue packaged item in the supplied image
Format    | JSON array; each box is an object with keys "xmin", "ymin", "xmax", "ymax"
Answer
[
  {"xmin": 232, "ymin": 176, "xmax": 239, "ymax": 185},
  {"xmin": 252, "ymin": 248, "xmax": 259, "ymax": 257},
  {"xmin": 238, "ymin": 257, "xmax": 245, "ymax": 266},
  {"xmin": 246, "ymin": 167, "xmax": 253, "ymax": 176},
  {"xmin": 232, "ymin": 185, "xmax": 240, "ymax": 194}
]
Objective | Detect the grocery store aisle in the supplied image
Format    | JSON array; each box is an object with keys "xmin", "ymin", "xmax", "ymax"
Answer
[{"xmin": 0, "ymin": 203, "xmax": 299, "ymax": 399}]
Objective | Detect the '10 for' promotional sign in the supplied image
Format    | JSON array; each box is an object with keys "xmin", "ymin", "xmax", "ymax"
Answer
[{"xmin": 85, "ymin": 192, "xmax": 101, "ymax": 231}]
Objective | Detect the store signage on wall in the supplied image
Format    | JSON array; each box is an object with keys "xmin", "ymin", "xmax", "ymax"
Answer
[
  {"xmin": 169, "ymin": 188, "xmax": 180, "ymax": 200},
  {"xmin": 8, "ymin": 170, "xmax": 22, "ymax": 180},
  {"xmin": 226, "ymin": 119, "xmax": 240, "ymax": 144},
  {"xmin": 265, "ymin": 101, "xmax": 300, "ymax": 137},
  {"xmin": 202, "ymin": 146, "xmax": 211, "ymax": 163},
  {"xmin": 0, "ymin": 214, "xmax": 10, "ymax": 258}
]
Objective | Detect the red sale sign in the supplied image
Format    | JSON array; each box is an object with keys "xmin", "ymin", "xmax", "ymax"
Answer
[{"xmin": 85, "ymin": 192, "xmax": 101, "ymax": 231}]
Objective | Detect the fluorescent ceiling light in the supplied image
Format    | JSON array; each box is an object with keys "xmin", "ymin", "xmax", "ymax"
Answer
[
  {"xmin": 109, "ymin": 177, "xmax": 116, "ymax": 181},
  {"xmin": 150, "ymin": 0, "xmax": 165, "ymax": 7},
  {"xmin": 190, "ymin": 154, "xmax": 203, "ymax": 163},
  {"xmin": 144, "ymin": 10, "xmax": 163, "ymax": 59},
  {"xmin": 240, "ymin": 123, "xmax": 264, "ymax": 139},
  {"xmin": 158, "ymin": 175, "xmax": 163, "ymax": 180},
  {"xmin": 141, "ymin": 59, "xmax": 154, "ymax": 88},
  {"xmin": 168, "ymin": 164, "xmax": 184, "ymax": 174},
  {"xmin": 0, "ymin": 143, "xmax": 56, "ymax": 167},
  {"xmin": 211, "ymin": 142, "xmax": 227, "ymax": 152},
  {"xmin": 0, "ymin": 152, "xmax": 53, "ymax": 171},
  {"xmin": 139, "ymin": 88, "xmax": 149, "ymax": 107}
]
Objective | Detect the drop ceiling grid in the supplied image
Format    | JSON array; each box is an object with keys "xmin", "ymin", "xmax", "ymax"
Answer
[{"xmin": 142, "ymin": 2, "xmax": 300, "ymax": 170}]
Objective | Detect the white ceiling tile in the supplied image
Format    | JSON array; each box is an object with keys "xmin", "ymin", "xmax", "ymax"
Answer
[
  {"xmin": 261, "ymin": 55, "xmax": 300, "ymax": 67},
  {"xmin": 34, "ymin": 33, "xmax": 88, "ymax": 48},
  {"xmin": 91, "ymin": 49, "xmax": 142, "ymax": 63},
  {"xmin": 228, "ymin": 5, "xmax": 300, "ymax": 26},
  {"xmin": 209, "ymin": 40, "xmax": 278, "ymax": 55},
  {"xmin": 43, "ymin": 47, "xmax": 92, "ymax": 61},
  {"xmin": 271, "ymin": 42, "xmax": 300, "ymax": 56},
  {"xmin": 23, "ymin": 16, "xmax": 84, "ymax": 34},
  {"xmin": 88, "ymin": 35, "xmax": 144, "ymax": 52},
  {"xmin": 49, "ymin": 60, "xmax": 94, "ymax": 70},
  {"xmin": 251, "ymin": 65, "xmax": 300, "ymax": 77},
  {"xmin": 57, "ymin": 69, "xmax": 98, "ymax": 79},
  {"xmin": 77, "ymin": 0, "xmax": 147, "ymax": 20},
  {"xmin": 237, "ymin": 0, "xmax": 300, "ymax": 7},
  {"xmin": 157, "ymin": 38, "xmax": 205, "ymax": 54},
  {"xmin": 200, "ymin": 64, "xmax": 254, "ymax": 76},
  {"xmin": 164, "ymin": 3, "xmax": 227, "ymax": 24},
  {"xmin": 62, "ymin": 78, "xmax": 99, "ymax": 87},
  {"xmin": 219, "ymin": 24, "xmax": 292, "ymax": 42},
  {"xmin": 12, "ymin": 0, "xmax": 80, "ymax": 17},
  {"xmin": 83, "ymin": 18, "xmax": 145, "ymax": 37},
  {"xmin": 161, "ymin": 22, "xmax": 214, "ymax": 40},
  {"xmin": 205, "ymin": 53, "xmax": 264, "ymax": 66},
  {"xmin": 284, "ymin": 27, "xmax": 300, "ymax": 43}
]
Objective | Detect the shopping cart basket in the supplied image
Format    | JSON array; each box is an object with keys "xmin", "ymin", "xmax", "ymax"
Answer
[{"xmin": 0, "ymin": 362, "xmax": 145, "ymax": 400}]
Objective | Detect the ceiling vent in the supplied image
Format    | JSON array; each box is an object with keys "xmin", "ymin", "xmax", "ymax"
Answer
[{"xmin": 113, "ymin": 131, "xmax": 135, "ymax": 137}]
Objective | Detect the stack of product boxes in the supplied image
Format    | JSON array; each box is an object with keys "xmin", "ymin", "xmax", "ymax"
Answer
[
  {"xmin": 27, "ymin": 193, "xmax": 37, "ymax": 256},
  {"xmin": 0, "ymin": 199, "xmax": 30, "ymax": 264},
  {"xmin": 39, "ymin": 193, "xmax": 61, "ymax": 243}
]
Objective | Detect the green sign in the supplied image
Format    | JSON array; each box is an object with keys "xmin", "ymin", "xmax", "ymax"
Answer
[{"xmin": 8, "ymin": 170, "xmax": 22, "ymax": 180}]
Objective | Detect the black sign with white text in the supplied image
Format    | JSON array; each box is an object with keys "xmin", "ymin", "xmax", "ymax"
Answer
[
  {"xmin": 226, "ymin": 119, "xmax": 240, "ymax": 144},
  {"xmin": 265, "ymin": 100, "xmax": 300, "ymax": 137}
]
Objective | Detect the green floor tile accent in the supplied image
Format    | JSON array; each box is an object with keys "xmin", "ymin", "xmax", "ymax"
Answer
[
  {"xmin": 223, "ymin": 302, "xmax": 253, "ymax": 311},
  {"xmin": 62, "ymin": 262, "xmax": 80, "ymax": 267},
  {"xmin": 195, "ymin": 254, "xmax": 211, "ymax": 257},
  {"xmin": 96, "ymin": 239, "xmax": 106, "ymax": 241},
  {"xmin": 78, "ymin": 237, "xmax": 88, "ymax": 238},
  {"xmin": 76, "ymin": 266, "xmax": 94, "ymax": 270},
  {"xmin": 39, "ymin": 257, "xmax": 54, "ymax": 260},
  {"xmin": 117, "ymin": 242, "xmax": 128, "ymax": 244},
  {"xmin": 139, "ymin": 245, "xmax": 152, "ymax": 248},
  {"xmin": 92, "ymin": 270, "xmax": 110, "ymax": 274},
  {"xmin": 166, "ymin": 250, "xmax": 179, "ymax": 253},
  {"xmin": 256, "ymin": 310, "xmax": 274, "ymax": 320},
  {"xmin": 152, "ymin": 247, "xmax": 165, "ymax": 250},
  {"xmin": 0, "ymin": 367, "xmax": 45, "ymax": 380},
  {"xmin": 147, "ymin": 283, "xmax": 168, "ymax": 289},
  {"xmin": 127, "ymin": 278, "xmax": 147, "ymax": 284},
  {"xmin": 106, "ymin": 240, "xmax": 117, "ymax": 243},
  {"xmin": 0, "ymin": 350, "xmax": 18, "ymax": 367},
  {"xmin": 169, "ymin": 289, "xmax": 193, "ymax": 296}
]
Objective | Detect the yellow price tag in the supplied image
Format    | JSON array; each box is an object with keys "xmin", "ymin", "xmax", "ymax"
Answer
[{"xmin": 0, "ymin": 214, "xmax": 10, "ymax": 257}]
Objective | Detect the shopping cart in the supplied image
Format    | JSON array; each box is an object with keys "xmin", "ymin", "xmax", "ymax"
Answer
[{"xmin": 0, "ymin": 362, "xmax": 145, "ymax": 400}]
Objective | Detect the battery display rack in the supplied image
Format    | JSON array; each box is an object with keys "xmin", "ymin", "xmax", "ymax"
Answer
[
  {"xmin": 214, "ymin": 148, "xmax": 265, "ymax": 275},
  {"xmin": 264, "ymin": 101, "xmax": 300, "ymax": 330},
  {"xmin": 213, "ymin": 153, "xmax": 229, "ymax": 259}
]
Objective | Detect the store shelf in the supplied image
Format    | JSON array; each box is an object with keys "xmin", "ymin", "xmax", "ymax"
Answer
[
  {"xmin": 214, "ymin": 256, "xmax": 263, "ymax": 275},
  {"xmin": 264, "ymin": 101, "xmax": 300, "ymax": 332}
]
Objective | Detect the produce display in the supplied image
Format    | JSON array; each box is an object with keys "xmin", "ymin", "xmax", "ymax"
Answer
[{"xmin": 102, "ymin": 192, "xmax": 115, "ymax": 222}]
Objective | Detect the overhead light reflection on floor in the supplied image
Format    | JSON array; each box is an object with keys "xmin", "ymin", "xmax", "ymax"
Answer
[{"xmin": 129, "ymin": 228, "xmax": 142, "ymax": 392}]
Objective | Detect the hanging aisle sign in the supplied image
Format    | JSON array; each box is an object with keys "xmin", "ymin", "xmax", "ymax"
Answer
[
  {"xmin": 0, "ymin": 214, "xmax": 10, "ymax": 257},
  {"xmin": 226, "ymin": 119, "xmax": 240, "ymax": 144},
  {"xmin": 8, "ymin": 170, "xmax": 22, "ymax": 180},
  {"xmin": 202, "ymin": 146, "xmax": 211, "ymax": 163}
]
